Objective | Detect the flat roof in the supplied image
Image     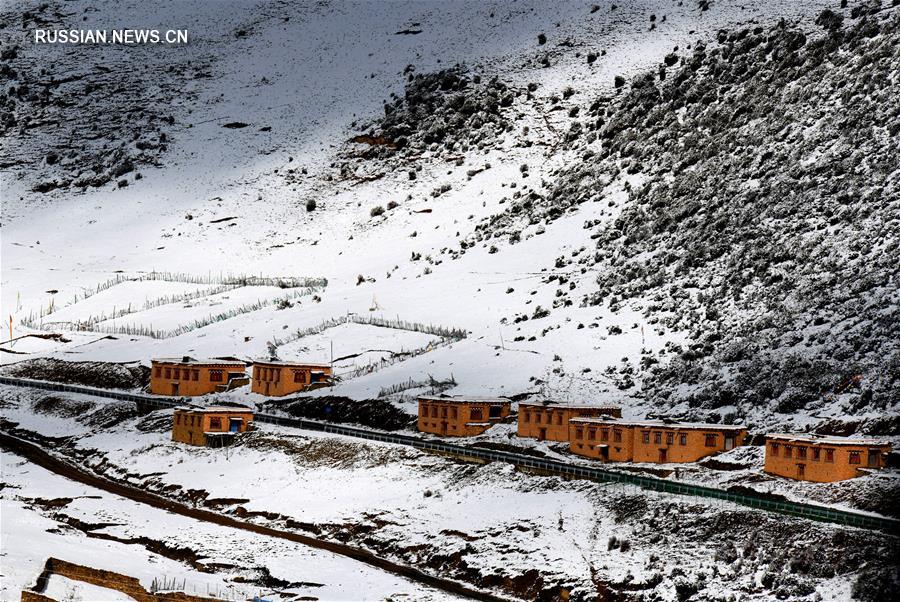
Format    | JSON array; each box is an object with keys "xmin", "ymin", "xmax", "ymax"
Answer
[
  {"xmin": 175, "ymin": 405, "xmax": 254, "ymax": 414},
  {"xmin": 253, "ymin": 360, "xmax": 332, "ymax": 368},
  {"xmin": 519, "ymin": 401, "xmax": 621, "ymax": 411},
  {"xmin": 766, "ymin": 433, "xmax": 892, "ymax": 446},
  {"xmin": 570, "ymin": 418, "xmax": 746, "ymax": 431},
  {"xmin": 419, "ymin": 395, "xmax": 510, "ymax": 405},
  {"xmin": 153, "ymin": 356, "xmax": 245, "ymax": 366}
]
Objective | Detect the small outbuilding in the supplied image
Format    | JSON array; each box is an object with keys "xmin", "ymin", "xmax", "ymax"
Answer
[
  {"xmin": 764, "ymin": 434, "xmax": 892, "ymax": 482},
  {"xmin": 251, "ymin": 360, "xmax": 334, "ymax": 396},
  {"xmin": 518, "ymin": 401, "xmax": 622, "ymax": 442},
  {"xmin": 569, "ymin": 419, "xmax": 747, "ymax": 464},
  {"xmin": 151, "ymin": 357, "xmax": 248, "ymax": 396},
  {"xmin": 172, "ymin": 405, "xmax": 254, "ymax": 447},
  {"xmin": 418, "ymin": 395, "xmax": 511, "ymax": 437}
]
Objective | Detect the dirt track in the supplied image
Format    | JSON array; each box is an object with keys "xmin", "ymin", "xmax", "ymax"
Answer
[{"xmin": 0, "ymin": 431, "xmax": 512, "ymax": 602}]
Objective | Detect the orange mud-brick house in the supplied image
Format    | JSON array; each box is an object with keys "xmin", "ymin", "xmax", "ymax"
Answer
[
  {"xmin": 251, "ymin": 360, "xmax": 334, "ymax": 396},
  {"xmin": 172, "ymin": 405, "xmax": 254, "ymax": 447},
  {"xmin": 569, "ymin": 419, "xmax": 747, "ymax": 463},
  {"xmin": 518, "ymin": 401, "xmax": 622, "ymax": 442},
  {"xmin": 764, "ymin": 434, "xmax": 892, "ymax": 482},
  {"xmin": 418, "ymin": 395, "xmax": 511, "ymax": 437},
  {"xmin": 150, "ymin": 357, "xmax": 249, "ymax": 396}
]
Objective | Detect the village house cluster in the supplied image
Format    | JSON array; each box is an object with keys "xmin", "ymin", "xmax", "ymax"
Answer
[
  {"xmin": 150, "ymin": 356, "xmax": 333, "ymax": 397},
  {"xmin": 151, "ymin": 358, "xmax": 892, "ymax": 483},
  {"xmin": 415, "ymin": 396, "xmax": 892, "ymax": 483}
]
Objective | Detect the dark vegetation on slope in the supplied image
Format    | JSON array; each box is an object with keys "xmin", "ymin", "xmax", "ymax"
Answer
[
  {"xmin": 604, "ymin": 494, "xmax": 900, "ymax": 601},
  {"xmin": 343, "ymin": 65, "xmax": 519, "ymax": 165},
  {"xmin": 2, "ymin": 358, "xmax": 150, "ymax": 390},
  {"xmin": 270, "ymin": 395, "xmax": 415, "ymax": 431},
  {"xmin": 482, "ymin": 4, "xmax": 900, "ymax": 428},
  {"xmin": 0, "ymin": 1, "xmax": 209, "ymax": 193}
]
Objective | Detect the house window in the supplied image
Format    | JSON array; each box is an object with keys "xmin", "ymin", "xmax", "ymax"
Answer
[
  {"xmin": 666, "ymin": 432, "xmax": 674, "ymax": 445},
  {"xmin": 705, "ymin": 434, "xmax": 717, "ymax": 448},
  {"xmin": 797, "ymin": 446, "xmax": 807, "ymax": 460},
  {"xmin": 575, "ymin": 428, "xmax": 583, "ymax": 439},
  {"xmin": 154, "ymin": 367, "xmax": 161, "ymax": 377},
  {"xmin": 431, "ymin": 406, "xmax": 437, "ymax": 418},
  {"xmin": 588, "ymin": 429, "xmax": 596, "ymax": 440},
  {"xmin": 209, "ymin": 417, "xmax": 222, "ymax": 430},
  {"xmin": 812, "ymin": 448, "xmax": 820, "ymax": 461},
  {"xmin": 164, "ymin": 368, "xmax": 171, "ymax": 378},
  {"xmin": 770, "ymin": 443, "xmax": 779, "ymax": 456},
  {"xmin": 275, "ymin": 370, "xmax": 281, "ymax": 382},
  {"xmin": 470, "ymin": 408, "xmax": 483, "ymax": 421},
  {"xmin": 614, "ymin": 430, "xmax": 622, "ymax": 443},
  {"xmin": 420, "ymin": 404, "xmax": 428, "ymax": 416},
  {"xmin": 293, "ymin": 371, "xmax": 305, "ymax": 383},
  {"xmin": 175, "ymin": 413, "xmax": 181, "ymax": 424},
  {"xmin": 556, "ymin": 413, "xmax": 563, "ymax": 425},
  {"xmin": 654, "ymin": 432, "xmax": 662, "ymax": 444},
  {"xmin": 441, "ymin": 407, "xmax": 448, "ymax": 418},
  {"xmin": 451, "ymin": 407, "xmax": 457, "ymax": 419},
  {"xmin": 524, "ymin": 411, "xmax": 530, "ymax": 423},
  {"xmin": 210, "ymin": 370, "xmax": 224, "ymax": 382},
  {"xmin": 679, "ymin": 434, "xmax": 687, "ymax": 446},
  {"xmin": 642, "ymin": 431, "xmax": 650, "ymax": 444},
  {"xmin": 601, "ymin": 429, "xmax": 609, "ymax": 442},
  {"xmin": 192, "ymin": 370, "xmax": 199, "ymax": 381},
  {"xmin": 849, "ymin": 451, "xmax": 861, "ymax": 465},
  {"xmin": 784, "ymin": 446, "xmax": 793, "ymax": 458},
  {"xmin": 535, "ymin": 413, "xmax": 542, "ymax": 424}
]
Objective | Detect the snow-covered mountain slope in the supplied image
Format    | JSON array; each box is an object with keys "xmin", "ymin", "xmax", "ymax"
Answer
[{"xmin": 3, "ymin": 1, "xmax": 897, "ymax": 434}]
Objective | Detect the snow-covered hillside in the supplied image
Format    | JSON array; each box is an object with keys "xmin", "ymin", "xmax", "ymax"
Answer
[{"xmin": 9, "ymin": 0, "xmax": 893, "ymax": 433}]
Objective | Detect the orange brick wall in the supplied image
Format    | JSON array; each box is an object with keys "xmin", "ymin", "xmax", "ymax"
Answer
[
  {"xmin": 172, "ymin": 409, "xmax": 253, "ymax": 446},
  {"xmin": 518, "ymin": 405, "xmax": 622, "ymax": 442},
  {"xmin": 569, "ymin": 422, "xmax": 634, "ymax": 461},
  {"xmin": 569, "ymin": 423, "xmax": 746, "ymax": 464},
  {"xmin": 631, "ymin": 427, "xmax": 746, "ymax": 463},
  {"xmin": 250, "ymin": 364, "xmax": 333, "ymax": 396},
  {"xmin": 417, "ymin": 400, "xmax": 510, "ymax": 437},
  {"xmin": 764, "ymin": 439, "xmax": 890, "ymax": 482},
  {"xmin": 150, "ymin": 362, "xmax": 246, "ymax": 397}
]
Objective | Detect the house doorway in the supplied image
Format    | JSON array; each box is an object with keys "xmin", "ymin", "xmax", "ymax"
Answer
[
  {"xmin": 229, "ymin": 418, "xmax": 242, "ymax": 433},
  {"xmin": 797, "ymin": 464, "xmax": 806, "ymax": 480},
  {"xmin": 440, "ymin": 421, "xmax": 448, "ymax": 435},
  {"xmin": 725, "ymin": 435, "xmax": 735, "ymax": 451},
  {"xmin": 538, "ymin": 428, "xmax": 547, "ymax": 441},
  {"xmin": 171, "ymin": 383, "xmax": 179, "ymax": 396},
  {"xmin": 867, "ymin": 450, "xmax": 879, "ymax": 468},
  {"xmin": 264, "ymin": 382, "xmax": 270, "ymax": 396},
  {"xmin": 659, "ymin": 448, "xmax": 668, "ymax": 463}
]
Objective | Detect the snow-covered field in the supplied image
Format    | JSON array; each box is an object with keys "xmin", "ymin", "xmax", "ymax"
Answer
[
  {"xmin": 3, "ymin": 0, "xmax": 899, "ymax": 599},
  {"xmin": 2, "ymin": 0, "xmax": 847, "ymax": 421},
  {"xmin": 1, "ymin": 452, "xmax": 465, "ymax": 601},
  {"xmin": 2, "ymin": 385, "xmax": 897, "ymax": 601}
]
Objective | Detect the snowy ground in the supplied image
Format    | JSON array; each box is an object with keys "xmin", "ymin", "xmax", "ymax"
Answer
[
  {"xmin": 1, "ymin": 453, "xmax": 465, "ymax": 602},
  {"xmin": 3, "ymin": 1, "xmax": 897, "ymax": 600},
  {"xmin": 2, "ymin": 0, "xmax": 841, "ymax": 424},
  {"xmin": 2, "ymin": 385, "xmax": 896, "ymax": 601}
]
